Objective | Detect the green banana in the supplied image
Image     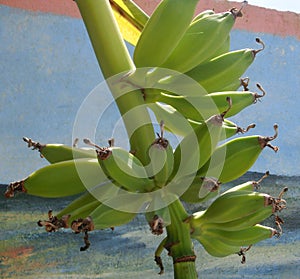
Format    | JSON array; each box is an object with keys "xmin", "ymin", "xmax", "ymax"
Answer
[
  {"xmin": 192, "ymin": 9, "xmax": 215, "ymax": 22},
  {"xmin": 160, "ymin": 7, "xmax": 243, "ymax": 72},
  {"xmin": 5, "ymin": 158, "xmax": 108, "ymax": 198},
  {"xmin": 191, "ymin": 190, "xmax": 274, "ymax": 224},
  {"xmin": 84, "ymin": 138, "xmax": 155, "ymax": 192},
  {"xmin": 172, "ymin": 98, "xmax": 232, "ymax": 178},
  {"xmin": 204, "ymin": 207, "xmax": 274, "ymax": 232},
  {"xmin": 193, "ymin": 233, "xmax": 241, "ymax": 257},
  {"xmin": 146, "ymin": 121, "xmax": 174, "ymax": 187},
  {"xmin": 197, "ymin": 124, "xmax": 279, "ymax": 183},
  {"xmin": 180, "ymin": 176, "xmax": 220, "ymax": 204},
  {"xmin": 200, "ymin": 224, "xmax": 278, "ymax": 247},
  {"xmin": 148, "ymin": 103, "xmax": 253, "ymax": 139},
  {"xmin": 220, "ymin": 119, "xmax": 256, "ymax": 140},
  {"xmin": 223, "ymin": 171, "xmax": 269, "ymax": 194},
  {"xmin": 147, "ymin": 83, "xmax": 265, "ymax": 122},
  {"xmin": 133, "ymin": 0, "xmax": 199, "ymax": 67},
  {"xmin": 90, "ymin": 203, "xmax": 137, "ymax": 230},
  {"xmin": 185, "ymin": 38, "xmax": 265, "ymax": 93},
  {"xmin": 23, "ymin": 137, "xmax": 96, "ymax": 163},
  {"xmin": 148, "ymin": 102, "xmax": 195, "ymax": 136},
  {"xmin": 56, "ymin": 191, "xmax": 95, "ymax": 217}
]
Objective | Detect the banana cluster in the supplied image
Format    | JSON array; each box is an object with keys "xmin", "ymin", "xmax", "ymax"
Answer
[
  {"xmin": 4, "ymin": 0, "xmax": 287, "ymax": 260},
  {"xmin": 188, "ymin": 177, "xmax": 287, "ymax": 258}
]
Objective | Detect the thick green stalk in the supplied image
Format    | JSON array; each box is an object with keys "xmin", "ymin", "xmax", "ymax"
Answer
[
  {"xmin": 75, "ymin": 0, "xmax": 154, "ymax": 164},
  {"xmin": 75, "ymin": 1, "xmax": 198, "ymax": 278},
  {"xmin": 166, "ymin": 199, "xmax": 198, "ymax": 279}
]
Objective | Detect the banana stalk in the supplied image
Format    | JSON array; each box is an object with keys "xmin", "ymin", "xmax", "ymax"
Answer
[{"xmin": 75, "ymin": 0, "xmax": 155, "ymax": 164}]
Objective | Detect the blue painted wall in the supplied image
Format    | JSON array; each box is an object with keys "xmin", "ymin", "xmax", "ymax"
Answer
[{"xmin": 0, "ymin": 5, "xmax": 299, "ymax": 183}]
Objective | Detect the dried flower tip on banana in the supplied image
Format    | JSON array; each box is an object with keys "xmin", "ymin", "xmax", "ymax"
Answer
[
  {"xmin": 37, "ymin": 210, "xmax": 70, "ymax": 232},
  {"xmin": 149, "ymin": 215, "xmax": 164, "ymax": 235}
]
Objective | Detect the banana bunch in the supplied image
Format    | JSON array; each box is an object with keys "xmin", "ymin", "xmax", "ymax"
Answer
[
  {"xmin": 188, "ymin": 180, "xmax": 287, "ymax": 258},
  {"xmin": 160, "ymin": 8, "xmax": 243, "ymax": 73}
]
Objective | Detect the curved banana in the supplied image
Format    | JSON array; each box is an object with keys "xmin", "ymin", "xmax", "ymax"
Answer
[
  {"xmin": 133, "ymin": 0, "xmax": 199, "ymax": 67},
  {"xmin": 185, "ymin": 38, "xmax": 265, "ymax": 92},
  {"xmin": 23, "ymin": 137, "xmax": 96, "ymax": 163},
  {"xmin": 148, "ymin": 102, "xmax": 195, "ymax": 136},
  {"xmin": 192, "ymin": 190, "xmax": 274, "ymax": 224},
  {"xmin": 197, "ymin": 124, "xmax": 279, "ymax": 183},
  {"xmin": 84, "ymin": 139, "xmax": 155, "ymax": 192},
  {"xmin": 56, "ymin": 191, "xmax": 97, "ymax": 219},
  {"xmin": 205, "ymin": 207, "xmax": 274, "ymax": 232},
  {"xmin": 192, "ymin": 9, "xmax": 215, "ymax": 22},
  {"xmin": 90, "ymin": 203, "xmax": 137, "ymax": 230},
  {"xmin": 221, "ymin": 119, "xmax": 256, "ymax": 140},
  {"xmin": 5, "ymin": 158, "xmax": 108, "ymax": 198},
  {"xmin": 202, "ymin": 224, "xmax": 278, "ymax": 247},
  {"xmin": 147, "ymin": 121, "xmax": 174, "ymax": 187},
  {"xmin": 160, "ymin": 8, "xmax": 243, "ymax": 72},
  {"xmin": 172, "ymin": 98, "xmax": 232, "ymax": 178},
  {"xmin": 223, "ymin": 171, "xmax": 269, "ymax": 194},
  {"xmin": 146, "ymin": 84, "xmax": 265, "ymax": 122},
  {"xmin": 180, "ymin": 176, "xmax": 220, "ymax": 204},
  {"xmin": 193, "ymin": 233, "xmax": 241, "ymax": 257}
]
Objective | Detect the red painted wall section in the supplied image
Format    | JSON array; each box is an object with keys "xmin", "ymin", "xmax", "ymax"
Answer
[{"xmin": 1, "ymin": 0, "xmax": 300, "ymax": 40}]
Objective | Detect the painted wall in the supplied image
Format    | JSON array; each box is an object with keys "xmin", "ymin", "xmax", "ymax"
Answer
[{"xmin": 0, "ymin": 1, "xmax": 299, "ymax": 183}]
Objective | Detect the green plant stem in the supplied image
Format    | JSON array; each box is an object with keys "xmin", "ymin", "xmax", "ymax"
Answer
[
  {"xmin": 75, "ymin": 0, "xmax": 154, "ymax": 164},
  {"xmin": 75, "ymin": 1, "xmax": 199, "ymax": 278},
  {"xmin": 166, "ymin": 199, "xmax": 198, "ymax": 279}
]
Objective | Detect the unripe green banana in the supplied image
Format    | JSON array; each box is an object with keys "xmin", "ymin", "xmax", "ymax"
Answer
[
  {"xmin": 223, "ymin": 171, "xmax": 269, "ymax": 194},
  {"xmin": 146, "ymin": 84, "xmax": 264, "ymax": 122},
  {"xmin": 205, "ymin": 207, "xmax": 274, "ymax": 232},
  {"xmin": 160, "ymin": 8, "xmax": 243, "ymax": 72},
  {"xmin": 148, "ymin": 102, "xmax": 195, "ymax": 137},
  {"xmin": 133, "ymin": 0, "xmax": 199, "ymax": 67},
  {"xmin": 180, "ymin": 176, "xmax": 220, "ymax": 204},
  {"xmin": 23, "ymin": 137, "xmax": 96, "ymax": 164},
  {"xmin": 146, "ymin": 121, "xmax": 174, "ymax": 187},
  {"xmin": 84, "ymin": 139, "xmax": 155, "ymax": 192},
  {"xmin": 197, "ymin": 124, "xmax": 279, "ymax": 183},
  {"xmin": 185, "ymin": 38, "xmax": 265, "ymax": 93},
  {"xmin": 201, "ymin": 224, "xmax": 278, "ymax": 247},
  {"xmin": 5, "ymin": 158, "xmax": 108, "ymax": 198},
  {"xmin": 221, "ymin": 119, "xmax": 256, "ymax": 140},
  {"xmin": 205, "ymin": 84, "xmax": 266, "ymax": 117},
  {"xmin": 192, "ymin": 190, "xmax": 274, "ymax": 224},
  {"xmin": 56, "ymin": 191, "xmax": 98, "ymax": 219},
  {"xmin": 90, "ymin": 203, "xmax": 136, "ymax": 230},
  {"xmin": 172, "ymin": 98, "xmax": 232, "ymax": 178},
  {"xmin": 192, "ymin": 9, "xmax": 215, "ymax": 22},
  {"xmin": 193, "ymin": 233, "xmax": 241, "ymax": 257}
]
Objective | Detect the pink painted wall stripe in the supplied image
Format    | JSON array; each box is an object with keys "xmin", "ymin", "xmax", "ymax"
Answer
[{"xmin": 1, "ymin": 0, "xmax": 300, "ymax": 39}]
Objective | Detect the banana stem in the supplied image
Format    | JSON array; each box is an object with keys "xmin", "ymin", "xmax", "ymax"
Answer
[
  {"xmin": 75, "ymin": 0, "xmax": 155, "ymax": 164},
  {"xmin": 166, "ymin": 199, "xmax": 198, "ymax": 279}
]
